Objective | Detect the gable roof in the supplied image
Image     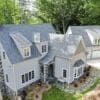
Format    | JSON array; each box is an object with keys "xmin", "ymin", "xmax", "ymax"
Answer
[
  {"xmin": 0, "ymin": 24, "xmax": 55, "ymax": 64},
  {"xmin": 68, "ymin": 26, "xmax": 100, "ymax": 47},
  {"xmin": 75, "ymin": 39, "xmax": 86, "ymax": 55},
  {"xmin": 86, "ymin": 29, "xmax": 100, "ymax": 39},
  {"xmin": 40, "ymin": 34, "xmax": 64, "ymax": 64},
  {"xmin": 60, "ymin": 35, "xmax": 82, "ymax": 57},
  {"xmin": 40, "ymin": 34, "xmax": 83, "ymax": 64}
]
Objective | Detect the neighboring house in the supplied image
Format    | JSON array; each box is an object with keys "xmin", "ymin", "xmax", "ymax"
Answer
[
  {"xmin": 66, "ymin": 26, "xmax": 100, "ymax": 59},
  {"xmin": 16, "ymin": 0, "xmax": 34, "ymax": 11},
  {"xmin": 0, "ymin": 24, "xmax": 99, "ymax": 96}
]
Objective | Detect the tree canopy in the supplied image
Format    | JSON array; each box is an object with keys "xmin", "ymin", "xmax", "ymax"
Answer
[
  {"xmin": 35, "ymin": 0, "xmax": 100, "ymax": 33},
  {"xmin": 0, "ymin": 0, "xmax": 99, "ymax": 33},
  {"xmin": 0, "ymin": 0, "xmax": 20, "ymax": 24}
]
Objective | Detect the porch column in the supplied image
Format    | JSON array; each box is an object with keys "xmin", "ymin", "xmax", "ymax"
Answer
[{"xmin": 43, "ymin": 64, "xmax": 48, "ymax": 83}]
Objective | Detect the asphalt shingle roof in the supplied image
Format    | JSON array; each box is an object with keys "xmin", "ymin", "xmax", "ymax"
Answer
[
  {"xmin": 0, "ymin": 24, "xmax": 55, "ymax": 64},
  {"xmin": 69, "ymin": 26, "xmax": 100, "ymax": 47},
  {"xmin": 40, "ymin": 34, "xmax": 82, "ymax": 64}
]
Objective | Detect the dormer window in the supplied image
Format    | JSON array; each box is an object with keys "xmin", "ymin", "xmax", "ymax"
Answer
[
  {"xmin": 10, "ymin": 33, "xmax": 32, "ymax": 58},
  {"xmin": 42, "ymin": 45, "xmax": 46, "ymax": 53},
  {"xmin": 23, "ymin": 48, "xmax": 30, "ymax": 57}
]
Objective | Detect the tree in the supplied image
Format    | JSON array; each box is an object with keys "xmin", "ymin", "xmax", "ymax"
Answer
[
  {"xmin": 0, "ymin": 0, "xmax": 21, "ymax": 24},
  {"xmin": 35, "ymin": 0, "xmax": 97, "ymax": 34},
  {"xmin": 81, "ymin": 0, "xmax": 100, "ymax": 25}
]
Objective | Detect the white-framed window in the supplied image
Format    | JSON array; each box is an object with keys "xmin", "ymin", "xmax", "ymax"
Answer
[
  {"xmin": 74, "ymin": 67, "xmax": 82, "ymax": 78},
  {"xmin": 23, "ymin": 48, "xmax": 30, "ymax": 57},
  {"xmin": 22, "ymin": 75, "xmax": 25, "ymax": 83},
  {"xmin": 63, "ymin": 69, "xmax": 67, "ymax": 78},
  {"xmin": 74, "ymin": 69, "xmax": 77, "ymax": 77},
  {"xmin": 6, "ymin": 74, "xmax": 9, "ymax": 82},
  {"xmin": 78, "ymin": 67, "xmax": 82, "ymax": 76},
  {"xmin": 21, "ymin": 70, "xmax": 34, "ymax": 84},
  {"xmin": 42, "ymin": 45, "xmax": 46, "ymax": 53}
]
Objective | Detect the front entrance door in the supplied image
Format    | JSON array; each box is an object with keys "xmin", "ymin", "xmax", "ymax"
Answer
[{"xmin": 48, "ymin": 64, "xmax": 54, "ymax": 78}]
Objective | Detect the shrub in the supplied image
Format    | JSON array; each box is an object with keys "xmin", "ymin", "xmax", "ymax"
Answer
[
  {"xmin": 83, "ymin": 76, "xmax": 86, "ymax": 79},
  {"xmin": 36, "ymin": 94, "xmax": 39, "ymax": 98},
  {"xmin": 86, "ymin": 72, "xmax": 89, "ymax": 77},
  {"xmin": 80, "ymin": 79, "xmax": 83, "ymax": 83},
  {"xmin": 74, "ymin": 83, "xmax": 78, "ymax": 87}
]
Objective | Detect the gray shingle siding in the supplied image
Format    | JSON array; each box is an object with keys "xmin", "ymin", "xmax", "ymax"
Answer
[{"xmin": 0, "ymin": 24, "xmax": 55, "ymax": 64}]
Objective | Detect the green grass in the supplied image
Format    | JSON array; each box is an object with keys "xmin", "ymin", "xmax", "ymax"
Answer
[
  {"xmin": 42, "ymin": 78, "xmax": 100, "ymax": 100},
  {"xmin": 42, "ymin": 86, "xmax": 77, "ymax": 100}
]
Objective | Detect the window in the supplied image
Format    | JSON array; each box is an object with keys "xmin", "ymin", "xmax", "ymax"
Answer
[
  {"xmin": 23, "ymin": 48, "xmax": 29, "ymax": 57},
  {"xmin": 6, "ymin": 74, "xmax": 9, "ymax": 82},
  {"xmin": 25, "ymin": 73, "xmax": 28, "ymax": 82},
  {"xmin": 74, "ymin": 69, "xmax": 77, "ymax": 77},
  {"xmin": 98, "ymin": 39, "xmax": 100, "ymax": 45},
  {"xmin": 42, "ymin": 45, "xmax": 46, "ymax": 53},
  {"xmin": 29, "ymin": 72, "xmax": 32, "ymax": 80},
  {"xmin": 95, "ymin": 39, "xmax": 97, "ymax": 45},
  {"xmin": 21, "ymin": 70, "xmax": 34, "ymax": 84},
  {"xmin": 32, "ymin": 70, "xmax": 34, "ymax": 79},
  {"xmin": 22, "ymin": 75, "xmax": 25, "ymax": 83},
  {"xmin": 78, "ymin": 67, "xmax": 82, "ymax": 76},
  {"xmin": 3, "ymin": 52, "xmax": 5, "ymax": 59},
  {"xmin": 63, "ymin": 70, "xmax": 67, "ymax": 78},
  {"xmin": 74, "ymin": 67, "xmax": 82, "ymax": 78},
  {"xmin": 40, "ymin": 66, "xmax": 44, "ymax": 74}
]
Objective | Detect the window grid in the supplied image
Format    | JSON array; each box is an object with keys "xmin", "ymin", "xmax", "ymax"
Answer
[
  {"xmin": 42, "ymin": 45, "xmax": 46, "ymax": 53},
  {"xmin": 63, "ymin": 70, "xmax": 67, "ymax": 78},
  {"xmin": 29, "ymin": 72, "xmax": 32, "ymax": 80},
  {"xmin": 25, "ymin": 73, "xmax": 28, "ymax": 82},
  {"xmin": 22, "ymin": 75, "xmax": 25, "ymax": 83},
  {"xmin": 24, "ymin": 48, "xmax": 29, "ymax": 57},
  {"xmin": 21, "ymin": 70, "xmax": 34, "ymax": 84},
  {"xmin": 32, "ymin": 70, "xmax": 34, "ymax": 79},
  {"xmin": 6, "ymin": 74, "xmax": 9, "ymax": 82}
]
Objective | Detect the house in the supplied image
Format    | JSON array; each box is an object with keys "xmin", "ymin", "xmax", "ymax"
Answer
[
  {"xmin": 67, "ymin": 26, "xmax": 100, "ymax": 59},
  {"xmin": 0, "ymin": 24, "xmax": 99, "ymax": 96}
]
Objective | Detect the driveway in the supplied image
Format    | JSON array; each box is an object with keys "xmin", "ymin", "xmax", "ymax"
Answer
[{"xmin": 87, "ymin": 59, "xmax": 100, "ymax": 70}]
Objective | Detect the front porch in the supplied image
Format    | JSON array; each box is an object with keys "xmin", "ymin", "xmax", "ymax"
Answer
[{"xmin": 40, "ymin": 61, "xmax": 55, "ymax": 83}]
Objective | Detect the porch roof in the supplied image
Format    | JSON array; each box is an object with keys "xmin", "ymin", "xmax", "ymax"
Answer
[{"xmin": 40, "ymin": 47, "xmax": 56, "ymax": 64}]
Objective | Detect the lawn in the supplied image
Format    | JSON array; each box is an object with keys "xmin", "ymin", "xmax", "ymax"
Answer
[
  {"xmin": 42, "ymin": 78, "xmax": 100, "ymax": 100},
  {"xmin": 42, "ymin": 86, "xmax": 82, "ymax": 100}
]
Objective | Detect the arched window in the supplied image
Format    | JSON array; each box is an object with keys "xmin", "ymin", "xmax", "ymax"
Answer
[{"xmin": 73, "ymin": 59, "xmax": 84, "ymax": 67}]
